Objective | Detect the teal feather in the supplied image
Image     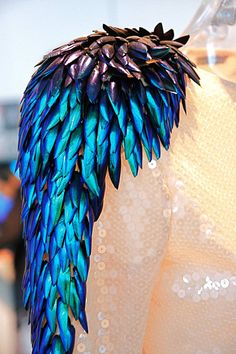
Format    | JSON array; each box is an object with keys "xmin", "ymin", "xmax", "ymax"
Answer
[
  {"xmin": 117, "ymin": 98, "xmax": 128, "ymax": 135},
  {"xmin": 49, "ymin": 252, "xmax": 61, "ymax": 285},
  {"xmin": 127, "ymin": 152, "xmax": 138, "ymax": 176},
  {"xmin": 51, "ymin": 336, "xmax": 65, "ymax": 353},
  {"xmin": 53, "ymin": 217, "xmax": 66, "ymax": 247},
  {"xmin": 68, "ymin": 104, "xmax": 81, "ymax": 131},
  {"xmin": 29, "ymin": 142, "xmax": 41, "ymax": 182},
  {"xmin": 130, "ymin": 92, "xmax": 144, "ymax": 134},
  {"xmin": 146, "ymin": 87, "xmax": 162, "ymax": 127},
  {"xmin": 72, "ymin": 212, "xmax": 84, "ymax": 240},
  {"xmin": 97, "ymin": 115, "xmax": 110, "ymax": 145},
  {"xmin": 81, "ymin": 158, "xmax": 100, "ymax": 196},
  {"xmin": 57, "ymin": 300, "xmax": 75, "ymax": 352},
  {"xmin": 152, "ymin": 134, "xmax": 161, "ymax": 159},
  {"xmin": 124, "ymin": 121, "xmax": 136, "ymax": 159},
  {"xmin": 49, "ymin": 235, "xmax": 57, "ymax": 260},
  {"xmin": 58, "ymin": 247, "xmax": 70, "ymax": 272},
  {"xmin": 48, "ymin": 284, "xmax": 57, "ymax": 309},
  {"xmin": 109, "ymin": 119, "xmax": 122, "ymax": 188},
  {"xmin": 77, "ymin": 244, "xmax": 89, "ymax": 282},
  {"xmin": 100, "ymin": 90, "xmax": 113, "ymax": 122},
  {"xmin": 43, "ymin": 266, "xmax": 52, "ymax": 298},
  {"xmin": 40, "ymin": 324, "xmax": 52, "ymax": 353},
  {"xmin": 69, "ymin": 279, "xmax": 81, "ymax": 320},
  {"xmin": 57, "ymin": 268, "xmax": 71, "ymax": 303},
  {"xmin": 78, "ymin": 189, "xmax": 88, "ymax": 222},
  {"xmin": 46, "ymin": 298, "xmax": 57, "ymax": 333}
]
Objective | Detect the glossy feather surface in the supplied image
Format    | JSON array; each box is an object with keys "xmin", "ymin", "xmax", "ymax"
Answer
[{"xmin": 18, "ymin": 22, "xmax": 200, "ymax": 353}]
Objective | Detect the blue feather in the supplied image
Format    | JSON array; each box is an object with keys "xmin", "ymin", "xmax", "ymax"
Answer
[
  {"xmin": 57, "ymin": 268, "xmax": 70, "ymax": 303},
  {"xmin": 124, "ymin": 121, "xmax": 136, "ymax": 159},
  {"xmin": 57, "ymin": 300, "xmax": 75, "ymax": 352},
  {"xmin": 130, "ymin": 92, "xmax": 144, "ymax": 134}
]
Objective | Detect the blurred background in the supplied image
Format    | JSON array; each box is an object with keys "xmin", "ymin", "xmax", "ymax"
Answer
[
  {"xmin": 0, "ymin": 0, "xmax": 199, "ymax": 102},
  {"xmin": 0, "ymin": 0, "xmax": 234, "ymax": 353}
]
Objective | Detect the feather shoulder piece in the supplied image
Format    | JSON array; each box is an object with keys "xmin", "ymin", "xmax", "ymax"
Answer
[{"xmin": 17, "ymin": 23, "xmax": 200, "ymax": 353}]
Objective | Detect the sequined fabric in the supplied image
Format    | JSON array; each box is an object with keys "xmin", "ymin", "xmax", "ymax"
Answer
[{"xmin": 73, "ymin": 68, "xmax": 236, "ymax": 354}]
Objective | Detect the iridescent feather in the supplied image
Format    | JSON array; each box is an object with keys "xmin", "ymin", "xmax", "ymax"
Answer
[{"xmin": 17, "ymin": 22, "xmax": 200, "ymax": 353}]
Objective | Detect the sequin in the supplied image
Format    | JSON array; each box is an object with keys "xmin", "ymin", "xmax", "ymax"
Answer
[
  {"xmin": 172, "ymin": 283, "xmax": 180, "ymax": 293},
  {"xmin": 98, "ymin": 328, "xmax": 106, "ymax": 336},
  {"xmin": 101, "ymin": 319, "xmax": 109, "ymax": 329},
  {"xmin": 94, "ymin": 254, "xmax": 101, "ymax": 262},
  {"xmin": 77, "ymin": 343, "xmax": 86, "ymax": 352},
  {"xmin": 109, "ymin": 270, "xmax": 118, "ymax": 278},
  {"xmin": 98, "ymin": 245, "xmax": 106, "ymax": 254},
  {"xmin": 98, "ymin": 345, "xmax": 106, "ymax": 353},
  {"xmin": 99, "ymin": 229, "xmax": 107, "ymax": 238},
  {"xmin": 221, "ymin": 279, "xmax": 229, "ymax": 288},
  {"xmin": 101, "ymin": 286, "xmax": 108, "ymax": 295},
  {"xmin": 171, "ymin": 270, "xmax": 236, "ymax": 303},
  {"xmin": 183, "ymin": 274, "xmax": 191, "ymax": 283},
  {"xmin": 148, "ymin": 159, "xmax": 157, "ymax": 169},
  {"xmin": 97, "ymin": 262, "xmax": 106, "ymax": 271},
  {"xmin": 109, "ymin": 286, "xmax": 117, "ymax": 295},
  {"xmin": 177, "ymin": 289, "xmax": 186, "ymax": 298}
]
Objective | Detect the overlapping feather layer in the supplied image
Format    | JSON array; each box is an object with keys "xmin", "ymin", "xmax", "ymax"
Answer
[{"xmin": 17, "ymin": 23, "xmax": 200, "ymax": 353}]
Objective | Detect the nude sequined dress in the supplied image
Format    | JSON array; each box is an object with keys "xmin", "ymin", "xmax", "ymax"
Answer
[{"xmin": 73, "ymin": 68, "xmax": 236, "ymax": 354}]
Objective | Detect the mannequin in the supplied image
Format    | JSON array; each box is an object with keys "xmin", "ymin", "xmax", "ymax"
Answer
[
  {"xmin": 74, "ymin": 79, "xmax": 236, "ymax": 354},
  {"xmin": 73, "ymin": 3, "xmax": 236, "ymax": 354},
  {"xmin": 17, "ymin": 6, "xmax": 236, "ymax": 354},
  {"xmin": 142, "ymin": 2, "xmax": 236, "ymax": 353},
  {"xmin": 183, "ymin": 0, "xmax": 236, "ymax": 82}
]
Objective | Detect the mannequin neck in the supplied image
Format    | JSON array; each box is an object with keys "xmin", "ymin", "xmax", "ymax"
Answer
[{"xmin": 184, "ymin": 47, "xmax": 236, "ymax": 83}]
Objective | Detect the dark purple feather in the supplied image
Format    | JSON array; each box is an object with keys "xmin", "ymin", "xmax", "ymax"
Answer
[
  {"xmin": 77, "ymin": 55, "xmax": 96, "ymax": 79},
  {"xmin": 102, "ymin": 44, "xmax": 115, "ymax": 59},
  {"xmin": 86, "ymin": 66, "xmax": 101, "ymax": 103},
  {"xmin": 65, "ymin": 50, "xmax": 84, "ymax": 65}
]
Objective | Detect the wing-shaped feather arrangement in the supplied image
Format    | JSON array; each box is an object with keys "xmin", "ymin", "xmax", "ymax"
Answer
[{"xmin": 17, "ymin": 23, "xmax": 200, "ymax": 353}]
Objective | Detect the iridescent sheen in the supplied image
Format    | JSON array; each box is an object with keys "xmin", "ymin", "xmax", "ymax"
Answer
[{"xmin": 17, "ymin": 23, "xmax": 199, "ymax": 353}]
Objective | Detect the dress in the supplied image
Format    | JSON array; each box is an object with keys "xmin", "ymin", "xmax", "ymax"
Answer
[{"xmin": 73, "ymin": 68, "xmax": 236, "ymax": 354}]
